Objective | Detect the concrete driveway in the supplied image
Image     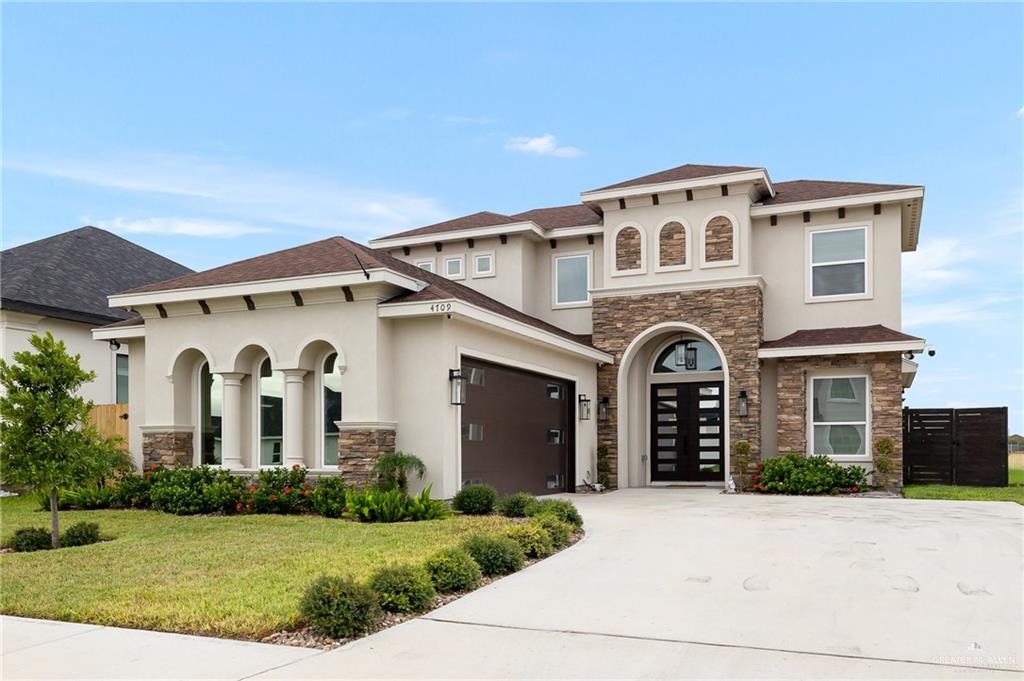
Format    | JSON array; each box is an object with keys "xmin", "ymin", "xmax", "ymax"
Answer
[{"xmin": 4, "ymin": 489, "xmax": 1022, "ymax": 679}]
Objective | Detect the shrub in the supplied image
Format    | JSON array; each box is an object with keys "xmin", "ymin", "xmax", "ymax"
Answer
[
  {"xmin": 111, "ymin": 473, "xmax": 152, "ymax": 508},
  {"xmin": 755, "ymin": 454, "xmax": 867, "ymax": 495},
  {"xmin": 525, "ymin": 498, "xmax": 583, "ymax": 529},
  {"xmin": 249, "ymin": 465, "xmax": 311, "ymax": 514},
  {"xmin": 497, "ymin": 492, "xmax": 534, "ymax": 518},
  {"xmin": 731, "ymin": 440, "xmax": 755, "ymax": 491},
  {"xmin": 462, "ymin": 535, "xmax": 524, "ymax": 576},
  {"xmin": 299, "ymin": 576, "xmax": 382, "ymax": 639},
  {"xmin": 309, "ymin": 476, "xmax": 348, "ymax": 518},
  {"xmin": 424, "ymin": 548, "xmax": 481, "ymax": 593},
  {"xmin": 530, "ymin": 514, "xmax": 573, "ymax": 549},
  {"xmin": 452, "ymin": 484, "xmax": 497, "ymax": 515},
  {"xmin": 370, "ymin": 451, "xmax": 426, "ymax": 492},
  {"xmin": 406, "ymin": 485, "xmax": 450, "ymax": 521},
  {"xmin": 5, "ymin": 527, "xmax": 53, "ymax": 552},
  {"xmin": 872, "ymin": 437, "xmax": 897, "ymax": 489},
  {"xmin": 345, "ymin": 487, "xmax": 410, "ymax": 523},
  {"xmin": 149, "ymin": 466, "xmax": 248, "ymax": 515},
  {"xmin": 369, "ymin": 564, "xmax": 436, "ymax": 613},
  {"xmin": 503, "ymin": 522, "xmax": 553, "ymax": 559},
  {"xmin": 61, "ymin": 521, "xmax": 101, "ymax": 547}
]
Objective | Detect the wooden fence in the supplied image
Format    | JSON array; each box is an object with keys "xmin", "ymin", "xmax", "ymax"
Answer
[
  {"xmin": 903, "ymin": 407, "xmax": 1008, "ymax": 486},
  {"xmin": 88, "ymin": 403, "xmax": 129, "ymax": 444}
]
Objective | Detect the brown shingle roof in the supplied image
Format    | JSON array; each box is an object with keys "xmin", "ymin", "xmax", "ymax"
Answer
[
  {"xmin": 760, "ymin": 324, "xmax": 923, "ymax": 349},
  {"xmin": 511, "ymin": 204, "xmax": 601, "ymax": 229},
  {"xmin": 118, "ymin": 236, "xmax": 595, "ymax": 348},
  {"xmin": 101, "ymin": 316, "xmax": 145, "ymax": 329},
  {"xmin": 376, "ymin": 211, "xmax": 514, "ymax": 241},
  {"xmin": 762, "ymin": 180, "xmax": 919, "ymax": 206},
  {"xmin": 591, "ymin": 163, "xmax": 761, "ymax": 192}
]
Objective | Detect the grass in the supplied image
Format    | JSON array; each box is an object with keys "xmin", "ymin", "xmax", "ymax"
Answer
[
  {"xmin": 0, "ymin": 495, "xmax": 513, "ymax": 639},
  {"xmin": 903, "ymin": 463, "xmax": 1024, "ymax": 505}
]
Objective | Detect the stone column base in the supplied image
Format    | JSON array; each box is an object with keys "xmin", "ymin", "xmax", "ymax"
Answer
[
  {"xmin": 336, "ymin": 422, "xmax": 397, "ymax": 487},
  {"xmin": 141, "ymin": 428, "xmax": 194, "ymax": 468}
]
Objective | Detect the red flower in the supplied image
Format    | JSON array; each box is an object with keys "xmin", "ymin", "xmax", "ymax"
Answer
[
  {"xmin": 284, "ymin": 487, "xmax": 293, "ymax": 494},
  {"xmin": 270, "ymin": 494, "xmax": 277, "ymax": 501},
  {"xmin": 235, "ymin": 502, "xmax": 242, "ymax": 511},
  {"xmin": 851, "ymin": 486, "xmax": 860, "ymax": 494},
  {"xmin": 292, "ymin": 464, "xmax": 301, "ymax": 470},
  {"xmin": 302, "ymin": 489, "xmax": 310, "ymax": 496},
  {"xmin": 248, "ymin": 486, "xmax": 257, "ymax": 493}
]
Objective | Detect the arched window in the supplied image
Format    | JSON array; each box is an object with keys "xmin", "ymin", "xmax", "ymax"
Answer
[
  {"xmin": 322, "ymin": 353, "xmax": 343, "ymax": 467},
  {"xmin": 653, "ymin": 339, "xmax": 723, "ymax": 373},
  {"xmin": 615, "ymin": 226, "xmax": 643, "ymax": 271},
  {"xmin": 198, "ymin": 362, "xmax": 223, "ymax": 465},
  {"xmin": 259, "ymin": 358, "xmax": 284, "ymax": 466},
  {"xmin": 658, "ymin": 221, "xmax": 687, "ymax": 268},
  {"xmin": 703, "ymin": 216, "xmax": 735, "ymax": 264}
]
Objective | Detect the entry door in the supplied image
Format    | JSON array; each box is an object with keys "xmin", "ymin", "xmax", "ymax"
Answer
[{"xmin": 650, "ymin": 382, "xmax": 725, "ymax": 482}]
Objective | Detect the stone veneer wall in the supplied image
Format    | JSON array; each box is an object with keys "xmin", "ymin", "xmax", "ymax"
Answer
[
  {"xmin": 704, "ymin": 216, "xmax": 734, "ymax": 262},
  {"xmin": 615, "ymin": 227, "xmax": 643, "ymax": 270},
  {"xmin": 338, "ymin": 428, "xmax": 396, "ymax": 486},
  {"xmin": 659, "ymin": 222, "xmax": 686, "ymax": 267},
  {"xmin": 776, "ymin": 352, "xmax": 903, "ymax": 481},
  {"xmin": 142, "ymin": 431, "xmax": 194, "ymax": 468},
  {"xmin": 593, "ymin": 284, "xmax": 763, "ymax": 489}
]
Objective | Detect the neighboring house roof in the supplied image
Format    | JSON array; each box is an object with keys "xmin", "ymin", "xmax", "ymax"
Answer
[
  {"xmin": 760, "ymin": 324, "xmax": 923, "ymax": 349},
  {"xmin": 590, "ymin": 163, "xmax": 762, "ymax": 192},
  {"xmin": 762, "ymin": 180, "xmax": 921, "ymax": 206},
  {"xmin": 0, "ymin": 226, "xmax": 193, "ymax": 325},
  {"xmin": 117, "ymin": 236, "xmax": 594, "ymax": 347}
]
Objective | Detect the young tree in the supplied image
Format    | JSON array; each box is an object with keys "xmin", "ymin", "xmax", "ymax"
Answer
[{"xmin": 0, "ymin": 332, "xmax": 123, "ymax": 547}]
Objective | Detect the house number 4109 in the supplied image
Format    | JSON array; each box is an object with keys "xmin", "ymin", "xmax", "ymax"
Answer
[{"xmin": 429, "ymin": 303, "xmax": 453, "ymax": 313}]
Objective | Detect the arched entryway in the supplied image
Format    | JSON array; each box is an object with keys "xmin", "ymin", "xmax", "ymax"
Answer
[{"xmin": 615, "ymin": 322, "xmax": 730, "ymax": 487}]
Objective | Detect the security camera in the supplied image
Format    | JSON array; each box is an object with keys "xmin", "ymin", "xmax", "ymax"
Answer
[
  {"xmin": 108, "ymin": 339, "xmax": 121, "ymax": 351},
  {"xmin": 926, "ymin": 345, "xmax": 936, "ymax": 357}
]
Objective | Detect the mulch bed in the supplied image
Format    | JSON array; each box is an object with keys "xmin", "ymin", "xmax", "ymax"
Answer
[{"xmin": 261, "ymin": 527, "xmax": 585, "ymax": 650}]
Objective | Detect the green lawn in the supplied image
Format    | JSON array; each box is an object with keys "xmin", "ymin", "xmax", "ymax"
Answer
[
  {"xmin": 903, "ymin": 475, "xmax": 1024, "ymax": 505},
  {"xmin": 0, "ymin": 495, "xmax": 513, "ymax": 639}
]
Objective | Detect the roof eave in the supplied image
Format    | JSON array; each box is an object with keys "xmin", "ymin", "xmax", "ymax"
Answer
[
  {"xmin": 758, "ymin": 338, "xmax": 925, "ymax": 359},
  {"xmin": 580, "ymin": 168, "xmax": 774, "ymax": 204},
  {"xmin": 369, "ymin": 221, "xmax": 546, "ymax": 249}
]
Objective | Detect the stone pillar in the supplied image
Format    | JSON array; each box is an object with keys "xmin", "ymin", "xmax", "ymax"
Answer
[
  {"xmin": 141, "ymin": 427, "xmax": 194, "ymax": 468},
  {"xmin": 336, "ymin": 422, "xmax": 396, "ymax": 486},
  {"xmin": 219, "ymin": 373, "xmax": 246, "ymax": 469},
  {"xmin": 282, "ymin": 369, "xmax": 307, "ymax": 468}
]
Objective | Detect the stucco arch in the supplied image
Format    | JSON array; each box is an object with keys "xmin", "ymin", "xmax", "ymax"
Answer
[
  {"xmin": 292, "ymin": 337, "xmax": 346, "ymax": 373},
  {"xmin": 228, "ymin": 341, "xmax": 277, "ymax": 374},
  {"xmin": 168, "ymin": 346, "xmax": 214, "ymax": 426},
  {"xmin": 615, "ymin": 321, "xmax": 731, "ymax": 488}
]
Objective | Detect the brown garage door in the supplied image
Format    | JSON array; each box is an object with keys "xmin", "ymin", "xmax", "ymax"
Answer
[{"xmin": 460, "ymin": 358, "xmax": 574, "ymax": 496}]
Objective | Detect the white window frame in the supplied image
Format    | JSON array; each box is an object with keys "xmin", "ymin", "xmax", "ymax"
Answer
[
  {"xmin": 443, "ymin": 255, "xmax": 465, "ymax": 280},
  {"xmin": 472, "ymin": 251, "xmax": 496, "ymax": 279},
  {"xmin": 414, "ymin": 258, "xmax": 435, "ymax": 273},
  {"xmin": 316, "ymin": 350, "xmax": 345, "ymax": 470},
  {"xmin": 551, "ymin": 251, "xmax": 592, "ymax": 309},
  {"xmin": 255, "ymin": 355, "xmax": 285, "ymax": 468},
  {"xmin": 699, "ymin": 211, "xmax": 740, "ymax": 269},
  {"xmin": 653, "ymin": 217, "xmax": 692, "ymax": 273},
  {"xmin": 806, "ymin": 370, "xmax": 871, "ymax": 463},
  {"xmin": 806, "ymin": 223, "xmax": 873, "ymax": 302},
  {"xmin": 609, "ymin": 222, "xmax": 647, "ymax": 277}
]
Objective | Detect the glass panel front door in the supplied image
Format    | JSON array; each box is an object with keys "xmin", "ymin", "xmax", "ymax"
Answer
[{"xmin": 650, "ymin": 382, "xmax": 725, "ymax": 482}]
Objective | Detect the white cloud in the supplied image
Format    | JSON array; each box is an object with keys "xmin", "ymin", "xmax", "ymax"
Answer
[
  {"xmin": 903, "ymin": 295, "xmax": 1014, "ymax": 328},
  {"xmin": 505, "ymin": 134, "xmax": 583, "ymax": 158},
  {"xmin": 902, "ymin": 237, "xmax": 975, "ymax": 293},
  {"xmin": 96, "ymin": 217, "xmax": 272, "ymax": 238},
  {"xmin": 441, "ymin": 114, "xmax": 494, "ymax": 125},
  {"xmin": 1017, "ymin": 105, "xmax": 1024, "ymax": 118},
  {"xmin": 6, "ymin": 153, "xmax": 448, "ymax": 239}
]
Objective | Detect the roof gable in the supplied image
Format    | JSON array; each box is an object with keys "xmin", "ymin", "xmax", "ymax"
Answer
[
  {"xmin": 762, "ymin": 180, "xmax": 920, "ymax": 206},
  {"xmin": 590, "ymin": 163, "xmax": 761, "ymax": 192}
]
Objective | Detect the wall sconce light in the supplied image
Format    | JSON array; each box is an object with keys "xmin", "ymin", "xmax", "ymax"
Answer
[
  {"xmin": 108, "ymin": 339, "xmax": 121, "ymax": 351},
  {"xmin": 449, "ymin": 369, "xmax": 467, "ymax": 405},
  {"xmin": 737, "ymin": 390, "xmax": 749, "ymax": 417},
  {"xmin": 578, "ymin": 395, "xmax": 592, "ymax": 421},
  {"xmin": 675, "ymin": 342, "xmax": 697, "ymax": 370},
  {"xmin": 598, "ymin": 396, "xmax": 609, "ymax": 421}
]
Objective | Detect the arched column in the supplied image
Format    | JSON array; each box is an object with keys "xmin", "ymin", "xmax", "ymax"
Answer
[
  {"xmin": 218, "ymin": 372, "xmax": 246, "ymax": 469},
  {"xmin": 282, "ymin": 369, "xmax": 308, "ymax": 468}
]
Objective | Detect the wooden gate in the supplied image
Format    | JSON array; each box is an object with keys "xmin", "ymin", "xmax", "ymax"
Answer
[
  {"xmin": 903, "ymin": 407, "xmax": 1008, "ymax": 486},
  {"xmin": 89, "ymin": 403, "xmax": 129, "ymax": 444}
]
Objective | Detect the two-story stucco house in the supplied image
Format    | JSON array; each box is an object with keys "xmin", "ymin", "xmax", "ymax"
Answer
[{"xmin": 96, "ymin": 163, "xmax": 926, "ymax": 496}]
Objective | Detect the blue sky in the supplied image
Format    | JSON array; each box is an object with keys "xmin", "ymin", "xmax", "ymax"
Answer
[{"xmin": 3, "ymin": 3, "xmax": 1022, "ymax": 431}]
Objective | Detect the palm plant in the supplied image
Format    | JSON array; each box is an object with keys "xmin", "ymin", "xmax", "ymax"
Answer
[{"xmin": 371, "ymin": 451, "xmax": 426, "ymax": 492}]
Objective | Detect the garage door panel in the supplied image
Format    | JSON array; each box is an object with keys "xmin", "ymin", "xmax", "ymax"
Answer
[{"xmin": 461, "ymin": 359, "xmax": 571, "ymax": 496}]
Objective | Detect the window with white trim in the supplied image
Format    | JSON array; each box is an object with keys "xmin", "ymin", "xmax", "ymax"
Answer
[
  {"xmin": 444, "ymin": 256, "xmax": 465, "ymax": 279},
  {"xmin": 553, "ymin": 254, "xmax": 590, "ymax": 306},
  {"xmin": 811, "ymin": 375, "xmax": 868, "ymax": 457},
  {"xmin": 415, "ymin": 260, "xmax": 434, "ymax": 273},
  {"xmin": 473, "ymin": 252, "xmax": 494, "ymax": 278},
  {"xmin": 810, "ymin": 226, "xmax": 868, "ymax": 297}
]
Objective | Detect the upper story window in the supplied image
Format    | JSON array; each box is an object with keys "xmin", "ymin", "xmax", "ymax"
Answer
[
  {"xmin": 613, "ymin": 225, "xmax": 644, "ymax": 274},
  {"xmin": 553, "ymin": 253, "xmax": 590, "ymax": 307},
  {"xmin": 657, "ymin": 220, "xmax": 689, "ymax": 271},
  {"xmin": 808, "ymin": 225, "xmax": 871, "ymax": 300},
  {"xmin": 473, "ymin": 252, "xmax": 495, "ymax": 278},
  {"xmin": 811, "ymin": 374, "xmax": 868, "ymax": 459},
  {"xmin": 415, "ymin": 259, "xmax": 434, "ymax": 273},
  {"xmin": 444, "ymin": 255, "xmax": 465, "ymax": 280},
  {"xmin": 701, "ymin": 214, "xmax": 737, "ymax": 267}
]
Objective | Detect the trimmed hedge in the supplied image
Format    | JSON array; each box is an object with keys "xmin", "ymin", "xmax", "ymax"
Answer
[
  {"xmin": 530, "ymin": 514, "xmax": 573, "ymax": 549},
  {"xmin": 754, "ymin": 454, "xmax": 867, "ymax": 495},
  {"xmin": 369, "ymin": 564, "xmax": 436, "ymax": 613},
  {"xmin": 497, "ymin": 492, "xmax": 535, "ymax": 518},
  {"xmin": 61, "ymin": 522, "xmax": 101, "ymax": 547},
  {"xmin": 300, "ymin": 576, "xmax": 382, "ymax": 638},
  {"xmin": 503, "ymin": 523, "xmax": 553, "ymax": 559},
  {"xmin": 462, "ymin": 535, "xmax": 524, "ymax": 576},
  {"xmin": 5, "ymin": 527, "xmax": 52, "ymax": 552},
  {"xmin": 424, "ymin": 548, "xmax": 481, "ymax": 593},
  {"xmin": 452, "ymin": 484, "xmax": 497, "ymax": 515},
  {"xmin": 525, "ymin": 498, "xmax": 583, "ymax": 529}
]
